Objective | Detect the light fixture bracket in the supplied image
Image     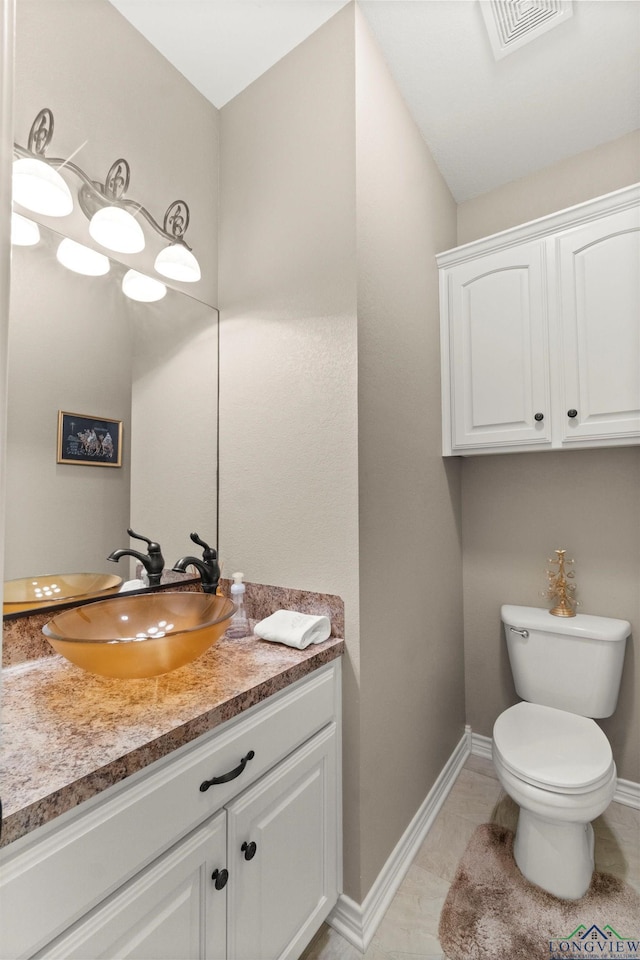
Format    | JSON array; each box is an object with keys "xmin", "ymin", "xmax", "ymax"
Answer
[
  {"xmin": 76, "ymin": 159, "xmax": 132, "ymax": 221},
  {"xmin": 164, "ymin": 201, "xmax": 190, "ymax": 242},
  {"xmin": 27, "ymin": 107, "xmax": 55, "ymax": 157},
  {"xmin": 105, "ymin": 159, "xmax": 130, "ymax": 201}
]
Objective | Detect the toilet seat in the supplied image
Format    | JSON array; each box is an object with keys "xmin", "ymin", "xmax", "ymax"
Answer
[{"xmin": 493, "ymin": 702, "xmax": 614, "ymax": 794}]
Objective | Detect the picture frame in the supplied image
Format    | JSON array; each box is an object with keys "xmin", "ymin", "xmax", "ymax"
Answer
[{"xmin": 57, "ymin": 411, "xmax": 123, "ymax": 467}]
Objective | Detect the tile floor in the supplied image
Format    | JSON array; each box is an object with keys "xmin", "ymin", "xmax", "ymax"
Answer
[{"xmin": 301, "ymin": 754, "xmax": 640, "ymax": 960}]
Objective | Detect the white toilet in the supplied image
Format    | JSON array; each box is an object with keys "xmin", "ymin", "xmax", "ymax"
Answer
[{"xmin": 492, "ymin": 604, "xmax": 630, "ymax": 900}]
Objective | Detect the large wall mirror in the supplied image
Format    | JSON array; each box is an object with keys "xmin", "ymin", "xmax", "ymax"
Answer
[
  {"xmin": 5, "ymin": 0, "xmax": 220, "ymax": 620},
  {"xmin": 4, "ymin": 219, "xmax": 219, "ymax": 618}
]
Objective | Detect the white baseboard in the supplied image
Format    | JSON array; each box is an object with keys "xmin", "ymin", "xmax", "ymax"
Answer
[
  {"xmin": 613, "ymin": 777, "xmax": 640, "ymax": 808},
  {"xmin": 469, "ymin": 728, "xmax": 492, "ymax": 761},
  {"xmin": 328, "ymin": 730, "xmax": 471, "ymax": 952}
]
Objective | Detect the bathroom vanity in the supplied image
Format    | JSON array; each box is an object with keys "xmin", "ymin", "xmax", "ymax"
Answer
[
  {"xmin": 0, "ymin": 610, "xmax": 344, "ymax": 960},
  {"xmin": 438, "ymin": 183, "xmax": 640, "ymax": 456}
]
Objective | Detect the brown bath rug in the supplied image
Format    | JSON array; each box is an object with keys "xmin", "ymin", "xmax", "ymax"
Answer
[{"xmin": 438, "ymin": 822, "xmax": 640, "ymax": 960}]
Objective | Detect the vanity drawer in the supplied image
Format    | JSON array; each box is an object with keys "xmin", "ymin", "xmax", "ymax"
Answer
[
  {"xmin": 0, "ymin": 661, "xmax": 339, "ymax": 959},
  {"xmin": 180, "ymin": 658, "xmax": 338, "ymax": 812}
]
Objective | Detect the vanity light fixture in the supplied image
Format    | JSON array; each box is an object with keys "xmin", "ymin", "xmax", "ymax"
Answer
[
  {"xmin": 89, "ymin": 201, "xmax": 145, "ymax": 254},
  {"xmin": 56, "ymin": 238, "xmax": 110, "ymax": 277},
  {"xmin": 13, "ymin": 155, "xmax": 74, "ymax": 217},
  {"xmin": 12, "ymin": 109, "xmax": 73, "ymax": 216},
  {"xmin": 13, "ymin": 108, "xmax": 201, "ymax": 283},
  {"xmin": 153, "ymin": 202, "xmax": 201, "ymax": 282},
  {"xmin": 11, "ymin": 212, "xmax": 40, "ymax": 246},
  {"xmin": 122, "ymin": 269, "xmax": 167, "ymax": 303},
  {"xmin": 81, "ymin": 158, "xmax": 146, "ymax": 254},
  {"xmin": 155, "ymin": 241, "xmax": 202, "ymax": 283}
]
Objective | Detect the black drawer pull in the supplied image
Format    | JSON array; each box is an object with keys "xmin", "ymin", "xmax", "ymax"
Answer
[
  {"xmin": 241, "ymin": 840, "xmax": 257, "ymax": 861},
  {"xmin": 211, "ymin": 868, "xmax": 229, "ymax": 890},
  {"xmin": 200, "ymin": 750, "xmax": 255, "ymax": 792},
  {"xmin": 567, "ymin": 409, "xmax": 578, "ymax": 418},
  {"xmin": 534, "ymin": 412, "xmax": 544, "ymax": 422}
]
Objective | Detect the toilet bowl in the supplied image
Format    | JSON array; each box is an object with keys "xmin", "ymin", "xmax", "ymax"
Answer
[{"xmin": 493, "ymin": 701, "xmax": 617, "ymax": 900}]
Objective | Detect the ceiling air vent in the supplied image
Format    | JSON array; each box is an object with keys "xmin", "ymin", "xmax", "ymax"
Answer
[{"xmin": 480, "ymin": 0, "xmax": 573, "ymax": 60}]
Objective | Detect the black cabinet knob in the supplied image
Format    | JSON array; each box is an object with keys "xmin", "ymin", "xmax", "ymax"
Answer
[
  {"xmin": 534, "ymin": 412, "xmax": 544, "ymax": 422},
  {"xmin": 241, "ymin": 840, "xmax": 257, "ymax": 861},
  {"xmin": 567, "ymin": 409, "xmax": 578, "ymax": 419},
  {"xmin": 211, "ymin": 868, "xmax": 229, "ymax": 890}
]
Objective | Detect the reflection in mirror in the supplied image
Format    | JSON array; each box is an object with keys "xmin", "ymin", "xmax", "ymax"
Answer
[
  {"xmin": 5, "ymin": 219, "xmax": 219, "ymax": 618},
  {"xmin": 4, "ymin": 572, "xmax": 123, "ymax": 615}
]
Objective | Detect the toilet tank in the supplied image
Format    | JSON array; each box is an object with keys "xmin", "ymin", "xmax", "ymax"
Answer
[{"xmin": 501, "ymin": 605, "xmax": 630, "ymax": 718}]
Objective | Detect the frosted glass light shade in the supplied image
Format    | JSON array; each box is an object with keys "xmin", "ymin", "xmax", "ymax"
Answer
[
  {"xmin": 122, "ymin": 269, "xmax": 166, "ymax": 303},
  {"xmin": 89, "ymin": 206, "xmax": 145, "ymax": 254},
  {"xmin": 11, "ymin": 213, "xmax": 40, "ymax": 246},
  {"xmin": 57, "ymin": 238, "xmax": 110, "ymax": 276},
  {"xmin": 12, "ymin": 157, "xmax": 73, "ymax": 217},
  {"xmin": 154, "ymin": 243, "xmax": 201, "ymax": 282}
]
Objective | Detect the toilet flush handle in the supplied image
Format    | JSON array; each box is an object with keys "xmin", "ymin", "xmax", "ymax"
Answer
[{"xmin": 509, "ymin": 627, "xmax": 529, "ymax": 638}]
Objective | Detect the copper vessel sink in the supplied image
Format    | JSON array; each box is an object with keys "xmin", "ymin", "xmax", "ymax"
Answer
[
  {"xmin": 3, "ymin": 572, "xmax": 123, "ymax": 614},
  {"xmin": 42, "ymin": 591, "xmax": 236, "ymax": 678}
]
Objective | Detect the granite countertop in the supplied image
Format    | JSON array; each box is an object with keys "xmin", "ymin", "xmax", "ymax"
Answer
[{"xmin": 1, "ymin": 584, "xmax": 345, "ymax": 849}]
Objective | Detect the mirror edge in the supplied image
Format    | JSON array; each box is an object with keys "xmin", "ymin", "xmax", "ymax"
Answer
[{"xmin": 0, "ymin": 0, "xmax": 16, "ymax": 647}]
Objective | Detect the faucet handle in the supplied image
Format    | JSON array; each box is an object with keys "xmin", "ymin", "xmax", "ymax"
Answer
[
  {"xmin": 128, "ymin": 528, "xmax": 162, "ymax": 555},
  {"xmin": 190, "ymin": 531, "xmax": 210, "ymax": 550},
  {"xmin": 190, "ymin": 532, "xmax": 218, "ymax": 563}
]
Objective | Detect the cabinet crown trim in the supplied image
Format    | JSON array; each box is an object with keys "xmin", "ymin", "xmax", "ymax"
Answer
[{"xmin": 436, "ymin": 182, "xmax": 640, "ymax": 268}]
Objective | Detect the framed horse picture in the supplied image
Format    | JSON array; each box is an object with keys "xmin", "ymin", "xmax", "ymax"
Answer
[{"xmin": 57, "ymin": 411, "xmax": 123, "ymax": 467}]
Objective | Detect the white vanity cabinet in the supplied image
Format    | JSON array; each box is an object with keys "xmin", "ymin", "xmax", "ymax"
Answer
[
  {"xmin": 438, "ymin": 184, "xmax": 640, "ymax": 456},
  {"xmin": 226, "ymin": 724, "xmax": 338, "ymax": 960},
  {"xmin": 38, "ymin": 813, "xmax": 229, "ymax": 960},
  {"xmin": 0, "ymin": 659, "xmax": 341, "ymax": 960}
]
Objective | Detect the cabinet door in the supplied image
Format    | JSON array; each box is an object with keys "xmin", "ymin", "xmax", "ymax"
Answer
[
  {"xmin": 555, "ymin": 207, "xmax": 640, "ymax": 444},
  {"xmin": 445, "ymin": 242, "xmax": 551, "ymax": 451},
  {"xmin": 38, "ymin": 812, "xmax": 228, "ymax": 960},
  {"xmin": 226, "ymin": 724, "xmax": 338, "ymax": 960}
]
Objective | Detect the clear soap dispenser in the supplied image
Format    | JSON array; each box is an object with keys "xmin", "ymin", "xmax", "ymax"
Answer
[{"xmin": 225, "ymin": 572, "xmax": 250, "ymax": 638}]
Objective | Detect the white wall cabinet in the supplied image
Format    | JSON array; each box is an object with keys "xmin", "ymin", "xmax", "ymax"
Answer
[
  {"xmin": 438, "ymin": 184, "xmax": 640, "ymax": 456},
  {"xmin": 0, "ymin": 661, "xmax": 341, "ymax": 960},
  {"xmin": 554, "ymin": 207, "xmax": 640, "ymax": 446},
  {"xmin": 444, "ymin": 241, "xmax": 550, "ymax": 450}
]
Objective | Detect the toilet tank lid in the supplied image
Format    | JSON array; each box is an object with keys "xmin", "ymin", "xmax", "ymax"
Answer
[{"xmin": 501, "ymin": 605, "xmax": 631, "ymax": 643}]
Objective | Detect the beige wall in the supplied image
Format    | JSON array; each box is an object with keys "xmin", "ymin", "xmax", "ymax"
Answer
[
  {"xmin": 218, "ymin": 5, "xmax": 359, "ymax": 622},
  {"xmin": 219, "ymin": 5, "xmax": 465, "ymax": 903},
  {"xmin": 457, "ymin": 129, "xmax": 640, "ymax": 245},
  {"xmin": 218, "ymin": 4, "xmax": 362, "ymax": 895},
  {"xmin": 458, "ymin": 137, "xmax": 640, "ymax": 782},
  {"xmin": 355, "ymin": 8, "xmax": 463, "ymax": 896}
]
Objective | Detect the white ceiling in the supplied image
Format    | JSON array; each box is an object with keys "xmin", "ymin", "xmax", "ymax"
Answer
[{"xmin": 109, "ymin": 0, "xmax": 640, "ymax": 202}]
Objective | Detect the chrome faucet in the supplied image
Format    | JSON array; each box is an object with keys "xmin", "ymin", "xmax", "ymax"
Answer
[
  {"xmin": 173, "ymin": 533, "xmax": 220, "ymax": 595},
  {"xmin": 108, "ymin": 529, "xmax": 165, "ymax": 587}
]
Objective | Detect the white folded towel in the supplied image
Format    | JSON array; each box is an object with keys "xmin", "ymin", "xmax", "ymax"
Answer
[{"xmin": 254, "ymin": 610, "xmax": 331, "ymax": 649}]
